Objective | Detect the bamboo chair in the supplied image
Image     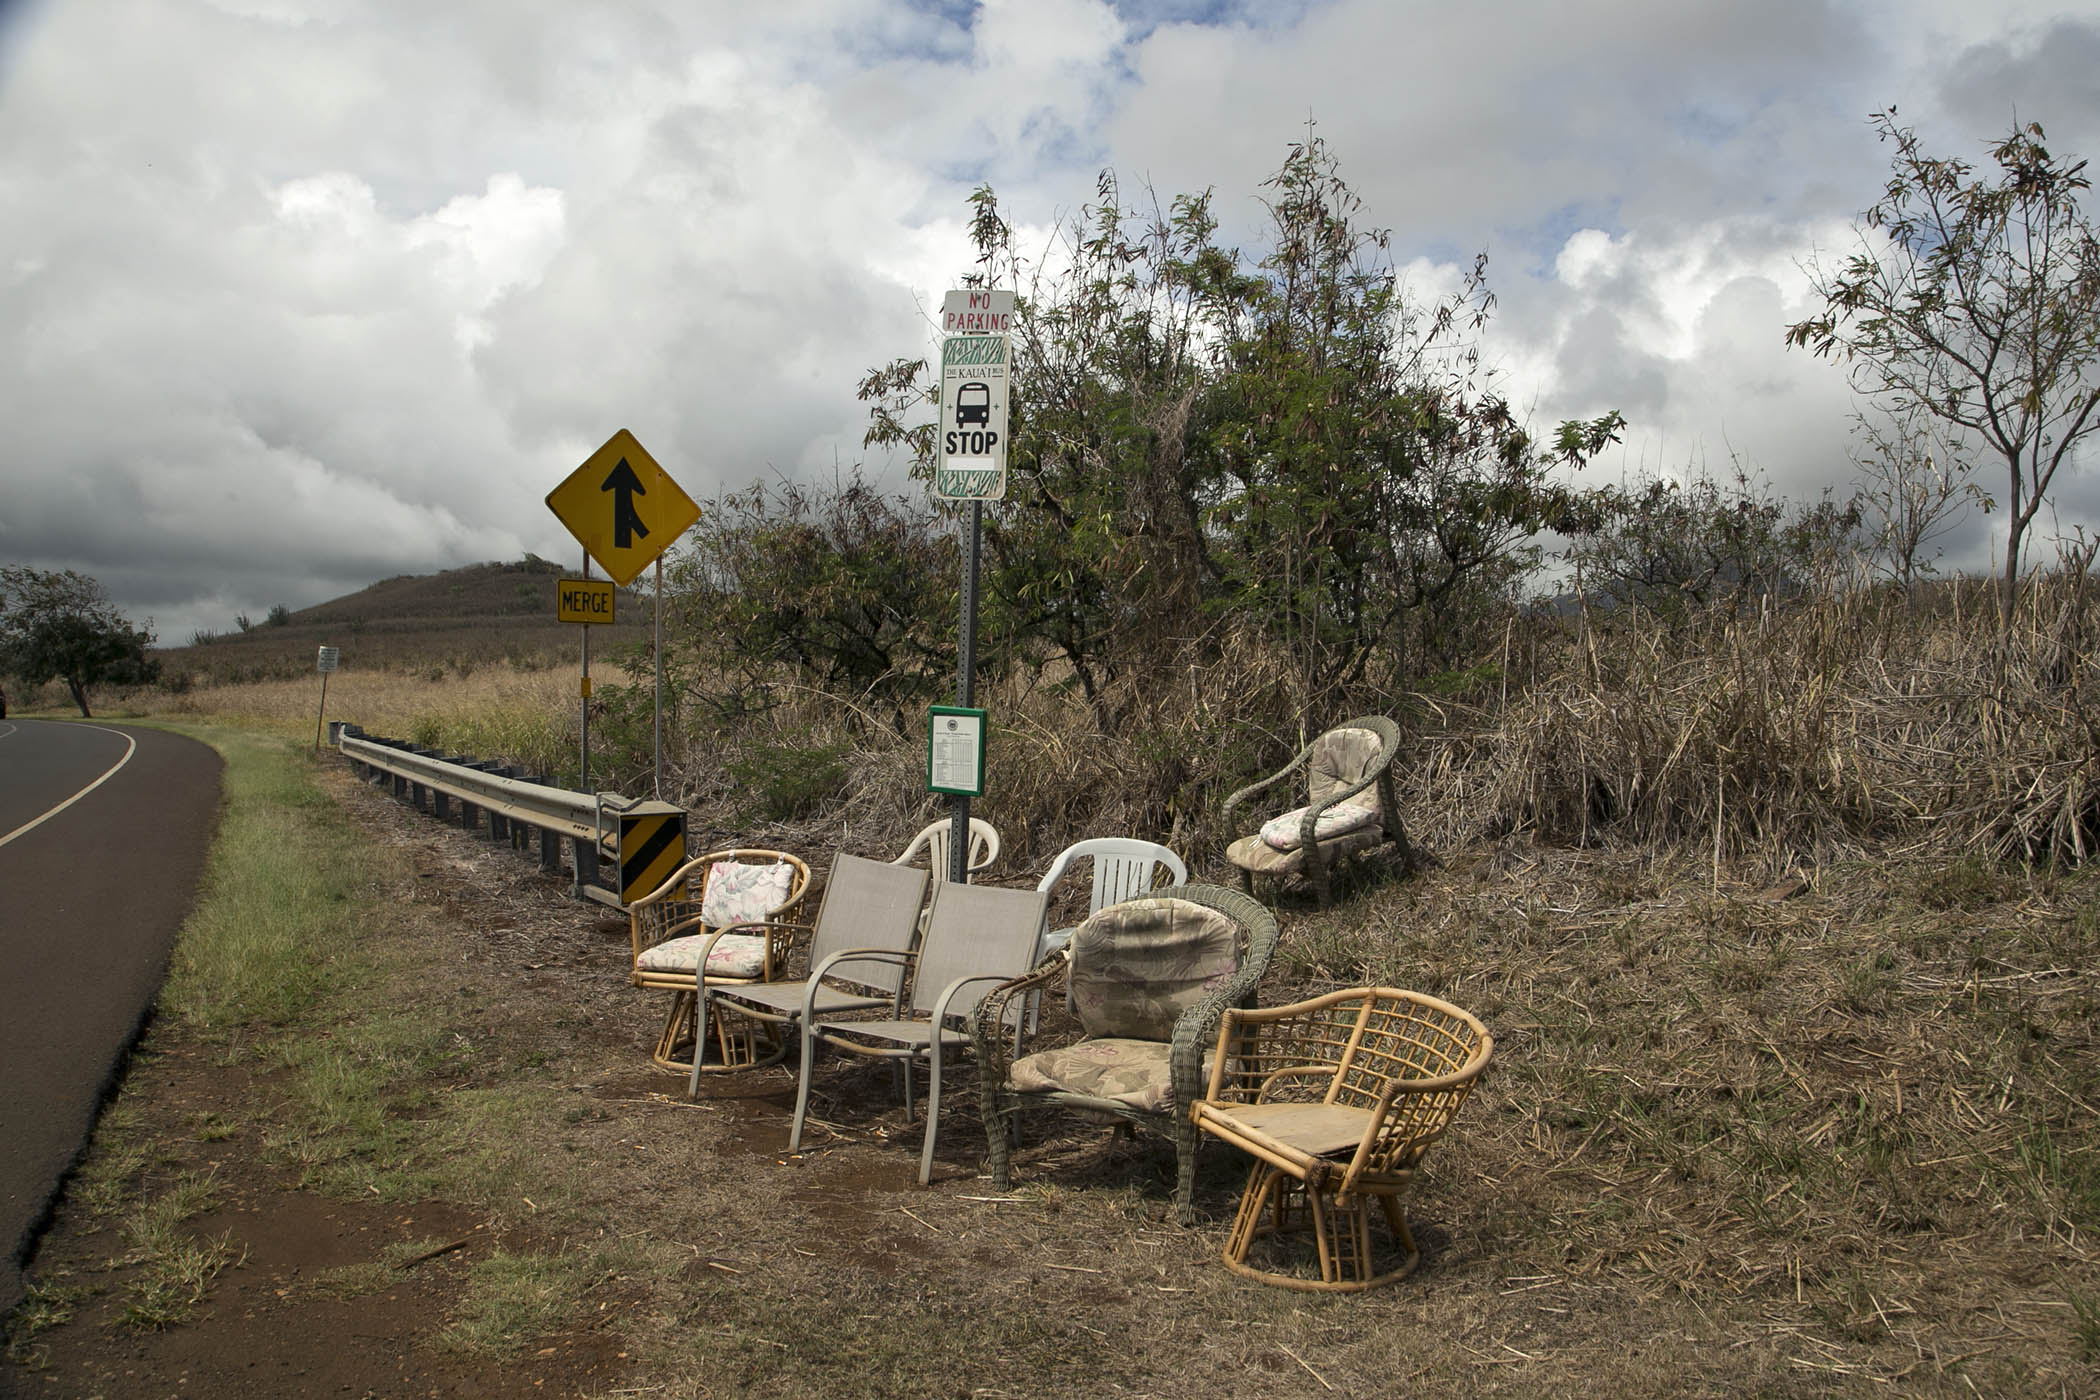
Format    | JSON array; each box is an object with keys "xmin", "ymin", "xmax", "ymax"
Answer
[
  {"xmin": 892, "ymin": 816, "xmax": 1001, "ymax": 882},
  {"xmin": 1221, "ymin": 716, "xmax": 1417, "ymax": 906},
  {"xmin": 1191, "ymin": 987, "xmax": 1492, "ymax": 1291},
  {"xmin": 690, "ymin": 852, "xmax": 929, "ymax": 1093},
  {"xmin": 970, "ymin": 884, "xmax": 1279, "ymax": 1224},
  {"xmin": 788, "ymin": 881, "xmax": 1050, "ymax": 1185},
  {"xmin": 627, "ymin": 849, "xmax": 812, "ymax": 1074}
]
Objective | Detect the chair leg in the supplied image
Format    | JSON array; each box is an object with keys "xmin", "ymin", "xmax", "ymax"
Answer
[
  {"xmin": 788, "ymin": 1023, "xmax": 821, "ymax": 1152},
  {"xmin": 917, "ymin": 1046, "xmax": 944, "ymax": 1187},
  {"xmin": 985, "ymin": 1095, "xmax": 1014, "ymax": 1191},
  {"xmin": 688, "ymin": 992, "xmax": 788, "ymax": 1093},
  {"xmin": 687, "ymin": 988, "xmax": 712, "ymax": 1096},
  {"xmin": 1174, "ymin": 1117, "xmax": 1202, "ymax": 1226},
  {"xmin": 651, "ymin": 991, "xmax": 695, "ymax": 1073},
  {"xmin": 1221, "ymin": 1163, "xmax": 1284, "ymax": 1276},
  {"xmin": 1219, "ymin": 1169, "xmax": 1422, "ymax": 1292}
]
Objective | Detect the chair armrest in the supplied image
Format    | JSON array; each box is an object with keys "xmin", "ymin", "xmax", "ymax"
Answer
[
  {"xmin": 970, "ymin": 954, "xmax": 1069, "ymax": 1088},
  {"xmin": 1169, "ymin": 957, "xmax": 1270, "ymax": 1116},
  {"xmin": 800, "ymin": 946, "xmax": 916, "ymax": 1017},
  {"xmin": 923, "ymin": 972, "xmax": 1019, "ymax": 1032},
  {"xmin": 1220, "ymin": 766, "xmax": 1295, "ymax": 821}
]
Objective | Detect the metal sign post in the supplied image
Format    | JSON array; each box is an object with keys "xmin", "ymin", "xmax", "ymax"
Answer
[
  {"xmin": 654, "ymin": 557, "xmax": 666, "ymax": 799},
  {"xmin": 314, "ymin": 645, "xmax": 339, "ymax": 750},
  {"xmin": 934, "ymin": 290, "xmax": 1012, "ymax": 883},
  {"xmin": 946, "ymin": 505, "xmax": 984, "ymax": 885},
  {"xmin": 578, "ymin": 555, "xmax": 592, "ymax": 798}
]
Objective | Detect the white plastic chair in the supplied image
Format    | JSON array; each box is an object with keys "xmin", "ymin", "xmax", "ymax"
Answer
[
  {"xmin": 892, "ymin": 817, "xmax": 1001, "ymax": 884},
  {"xmin": 1033, "ymin": 837, "xmax": 1188, "ymax": 960}
]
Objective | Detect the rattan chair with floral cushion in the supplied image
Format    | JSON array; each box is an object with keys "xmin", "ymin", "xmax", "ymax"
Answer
[
  {"xmin": 1221, "ymin": 716, "xmax": 1418, "ymax": 906},
  {"xmin": 1190, "ymin": 987, "xmax": 1492, "ymax": 1291},
  {"xmin": 627, "ymin": 849, "xmax": 812, "ymax": 1074},
  {"xmin": 969, "ymin": 884, "xmax": 1279, "ymax": 1224}
]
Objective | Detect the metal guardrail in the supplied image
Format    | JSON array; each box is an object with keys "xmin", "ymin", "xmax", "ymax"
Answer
[{"xmin": 335, "ymin": 724, "xmax": 644, "ymax": 905}]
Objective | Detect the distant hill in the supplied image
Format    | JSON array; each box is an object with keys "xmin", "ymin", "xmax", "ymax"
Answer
[{"xmin": 158, "ymin": 556, "xmax": 651, "ymax": 683}]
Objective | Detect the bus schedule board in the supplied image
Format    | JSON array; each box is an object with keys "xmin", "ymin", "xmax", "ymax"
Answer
[
  {"xmin": 927, "ymin": 705, "xmax": 987, "ymax": 796},
  {"xmin": 936, "ymin": 289, "xmax": 1012, "ymax": 502}
]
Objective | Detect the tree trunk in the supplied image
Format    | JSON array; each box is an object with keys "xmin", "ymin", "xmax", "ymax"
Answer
[{"xmin": 66, "ymin": 675, "xmax": 91, "ymax": 718}]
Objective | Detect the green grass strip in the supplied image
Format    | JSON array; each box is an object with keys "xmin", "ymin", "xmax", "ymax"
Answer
[{"xmin": 156, "ymin": 722, "xmax": 379, "ymax": 1032}]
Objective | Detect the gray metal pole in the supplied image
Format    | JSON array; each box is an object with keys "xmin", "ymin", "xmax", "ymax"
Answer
[
  {"xmin": 654, "ymin": 555, "xmax": 665, "ymax": 800},
  {"xmin": 579, "ymin": 552, "xmax": 591, "ymax": 798},
  {"xmin": 948, "ymin": 499, "xmax": 982, "ymax": 886}
]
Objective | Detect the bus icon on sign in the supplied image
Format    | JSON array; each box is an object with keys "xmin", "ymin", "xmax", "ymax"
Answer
[{"xmin": 955, "ymin": 381, "xmax": 992, "ymax": 427}]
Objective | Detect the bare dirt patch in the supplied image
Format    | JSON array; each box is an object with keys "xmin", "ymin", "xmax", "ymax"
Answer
[{"xmin": 7, "ymin": 759, "xmax": 2098, "ymax": 1398}]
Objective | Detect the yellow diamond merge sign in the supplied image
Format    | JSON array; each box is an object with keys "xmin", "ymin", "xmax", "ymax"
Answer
[{"xmin": 545, "ymin": 428, "xmax": 701, "ymax": 586}]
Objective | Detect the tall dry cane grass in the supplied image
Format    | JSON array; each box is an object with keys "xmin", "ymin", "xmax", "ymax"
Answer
[
  {"xmin": 662, "ymin": 569, "xmax": 2099, "ymax": 882},
  {"xmin": 658, "ymin": 623, "xmax": 1316, "ymax": 875},
  {"xmin": 1412, "ymin": 568, "xmax": 2100, "ymax": 875}
]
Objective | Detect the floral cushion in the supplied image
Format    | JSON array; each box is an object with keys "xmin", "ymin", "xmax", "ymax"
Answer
[
  {"xmin": 635, "ymin": 931, "xmax": 769, "ymax": 979},
  {"xmin": 700, "ymin": 860, "xmax": 794, "ymax": 930},
  {"xmin": 1258, "ymin": 800, "xmax": 1379, "ymax": 851},
  {"xmin": 1008, "ymin": 1038, "xmax": 1213, "ymax": 1114},
  {"xmin": 1068, "ymin": 898, "xmax": 1239, "ymax": 1043}
]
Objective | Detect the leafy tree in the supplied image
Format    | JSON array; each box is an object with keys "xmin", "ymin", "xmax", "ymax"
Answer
[
  {"xmin": 1787, "ymin": 110, "xmax": 2100, "ymax": 636},
  {"xmin": 662, "ymin": 471, "xmax": 956, "ymax": 735},
  {"xmin": 863, "ymin": 175, "xmax": 1222, "ymax": 717},
  {"xmin": 861, "ymin": 136, "xmax": 1622, "ymax": 719},
  {"xmin": 1566, "ymin": 462, "xmax": 1863, "ymax": 620},
  {"xmin": 0, "ymin": 567, "xmax": 159, "ymax": 717}
]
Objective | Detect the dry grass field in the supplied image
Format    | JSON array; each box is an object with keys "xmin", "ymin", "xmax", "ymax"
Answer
[{"xmin": 6, "ymin": 570, "xmax": 2098, "ymax": 1396}]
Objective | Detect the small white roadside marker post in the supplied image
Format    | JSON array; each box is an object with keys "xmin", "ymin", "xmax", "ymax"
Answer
[{"xmin": 314, "ymin": 644, "xmax": 339, "ymax": 750}]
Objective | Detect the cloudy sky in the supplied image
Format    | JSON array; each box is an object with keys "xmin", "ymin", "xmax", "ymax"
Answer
[{"xmin": 3, "ymin": 0, "xmax": 2099, "ymax": 641}]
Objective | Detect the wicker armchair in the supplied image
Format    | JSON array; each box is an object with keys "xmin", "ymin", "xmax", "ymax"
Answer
[
  {"xmin": 1190, "ymin": 987, "xmax": 1492, "ymax": 1291},
  {"xmin": 627, "ymin": 849, "xmax": 812, "ymax": 1073},
  {"xmin": 970, "ymin": 884, "xmax": 1279, "ymax": 1225},
  {"xmin": 1221, "ymin": 716, "xmax": 1417, "ymax": 906}
]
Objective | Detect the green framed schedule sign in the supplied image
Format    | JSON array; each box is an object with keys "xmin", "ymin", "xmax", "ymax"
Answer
[{"xmin": 927, "ymin": 706, "xmax": 987, "ymax": 796}]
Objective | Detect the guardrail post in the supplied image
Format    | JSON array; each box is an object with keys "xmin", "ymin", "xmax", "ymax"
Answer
[
  {"xmin": 452, "ymin": 758, "xmax": 482, "ymax": 831},
  {"xmin": 571, "ymin": 832, "xmax": 600, "ymax": 890},
  {"xmin": 428, "ymin": 752, "xmax": 452, "ymax": 821},
  {"xmin": 486, "ymin": 766, "xmax": 514, "ymax": 844}
]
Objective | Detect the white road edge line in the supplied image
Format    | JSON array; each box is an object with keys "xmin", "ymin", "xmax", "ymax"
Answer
[{"xmin": 0, "ymin": 724, "xmax": 139, "ymax": 849}]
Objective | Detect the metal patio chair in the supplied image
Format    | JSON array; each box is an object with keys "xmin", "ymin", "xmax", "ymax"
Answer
[{"xmin": 788, "ymin": 880, "xmax": 1050, "ymax": 1185}]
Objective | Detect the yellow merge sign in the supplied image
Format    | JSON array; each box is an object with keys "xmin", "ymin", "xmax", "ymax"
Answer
[
  {"xmin": 556, "ymin": 577, "xmax": 615, "ymax": 624},
  {"xmin": 545, "ymin": 428, "xmax": 701, "ymax": 587}
]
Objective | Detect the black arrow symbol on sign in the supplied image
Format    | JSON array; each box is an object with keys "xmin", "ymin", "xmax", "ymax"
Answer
[{"xmin": 600, "ymin": 457, "xmax": 650, "ymax": 549}]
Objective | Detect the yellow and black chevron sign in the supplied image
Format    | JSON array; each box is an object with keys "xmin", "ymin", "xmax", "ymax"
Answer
[{"xmin": 619, "ymin": 803, "xmax": 688, "ymax": 906}]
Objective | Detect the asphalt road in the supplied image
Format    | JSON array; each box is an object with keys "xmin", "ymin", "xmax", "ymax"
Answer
[{"xmin": 0, "ymin": 720, "xmax": 222, "ymax": 1317}]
